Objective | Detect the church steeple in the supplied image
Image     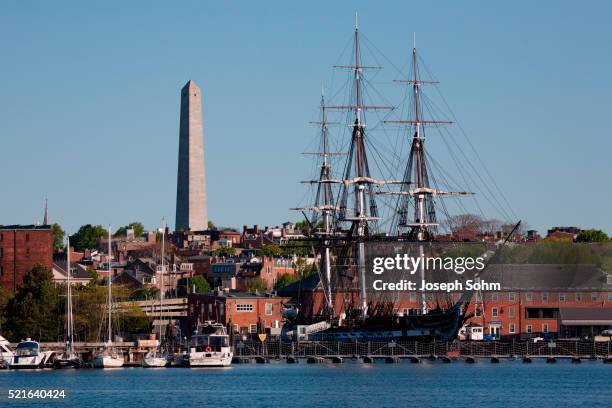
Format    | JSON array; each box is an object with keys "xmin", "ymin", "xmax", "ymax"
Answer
[{"xmin": 43, "ymin": 198, "xmax": 49, "ymax": 225}]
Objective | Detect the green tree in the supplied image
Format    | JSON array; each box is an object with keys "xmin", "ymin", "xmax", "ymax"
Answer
[
  {"xmin": 0, "ymin": 286, "xmax": 12, "ymax": 333},
  {"xmin": 215, "ymin": 246, "xmax": 236, "ymax": 257},
  {"xmin": 246, "ymin": 277, "xmax": 269, "ymax": 293},
  {"xmin": 274, "ymin": 273, "xmax": 297, "ymax": 289},
  {"xmin": 114, "ymin": 222, "xmax": 145, "ymax": 238},
  {"xmin": 294, "ymin": 220, "xmax": 310, "ymax": 234},
  {"xmin": 117, "ymin": 303, "xmax": 152, "ymax": 336},
  {"xmin": 260, "ymin": 244, "xmax": 282, "ymax": 257},
  {"xmin": 188, "ymin": 275, "xmax": 211, "ymax": 293},
  {"xmin": 52, "ymin": 223, "xmax": 65, "ymax": 252},
  {"xmin": 576, "ymin": 229, "xmax": 609, "ymax": 243},
  {"xmin": 294, "ymin": 258, "xmax": 317, "ymax": 279},
  {"xmin": 87, "ymin": 268, "xmax": 100, "ymax": 287},
  {"xmin": 207, "ymin": 220, "xmax": 217, "ymax": 230},
  {"xmin": 72, "ymin": 224, "xmax": 108, "ymax": 251},
  {"xmin": 4, "ymin": 265, "xmax": 60, "ymax": 342},
  {"xmin": 129, "ymin": 287, "xmax": 159, "ymax": 301}
]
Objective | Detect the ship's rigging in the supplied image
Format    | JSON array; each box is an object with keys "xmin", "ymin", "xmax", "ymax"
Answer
[{"xmin": 293, "ymin": 17, "xmax": 518, "ymax": 329}]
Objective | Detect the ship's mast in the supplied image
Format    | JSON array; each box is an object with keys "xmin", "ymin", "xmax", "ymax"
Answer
[
  {"xmin": 381, "ymin": 36, "xmax": 473, "ymax": 313},
  {"xmin": 319, "ymin": 91, "xmax": 334, "ymax": 313},
  {"xmin": 293, "ymin": 89, "xmax": 338, "ymax": 313},
  {"xmin": 327, "ymin": 16, "xmax": 394, "ymax": 320}
]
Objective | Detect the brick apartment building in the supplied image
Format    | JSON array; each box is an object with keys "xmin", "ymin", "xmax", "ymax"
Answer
[
  {"xmin": 0, "ymin": 225, "xmax": 54, "ymax": 293},
  {"xmin": 187, "ymin": 291, "xmax": 290, "ymax": 336}
]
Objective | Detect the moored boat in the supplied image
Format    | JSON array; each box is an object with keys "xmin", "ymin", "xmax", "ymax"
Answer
[
  {"xmin": 9, "ymin": 339, "xmax": 53, "ymax": 369},
  {"xmin": 186, "ymin": 322, "xmax": 232, "ymax": 367},
  {"xmin": 54, "ymin": 235, "xmax": 82, "ymax": 369},
  {"xmin": 92, "ymin": 227, "xmax": 124, "ymax": 368}
]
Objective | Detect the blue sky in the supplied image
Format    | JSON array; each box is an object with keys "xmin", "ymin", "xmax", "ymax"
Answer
[{"xmin": 1, "ymin": 1, "xmax": 611, "ymax": 235}]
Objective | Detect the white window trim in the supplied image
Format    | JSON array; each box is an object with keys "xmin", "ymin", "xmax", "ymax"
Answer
[{"xmin": 236, "ymin": 303, "xmax": 254, "ymax": 312}]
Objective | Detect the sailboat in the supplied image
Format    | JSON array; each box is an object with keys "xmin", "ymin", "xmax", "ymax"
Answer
[
  {"xmin": 92, "ymin": 227, "xmax": 124, "ymax": 368},
  {"xmin": 53, "ymin": 235, "xmax": 82, "ymax": 368},
  {"xmin": 142, "ymin": 222, "xmax": 168, "ymax": 367}
]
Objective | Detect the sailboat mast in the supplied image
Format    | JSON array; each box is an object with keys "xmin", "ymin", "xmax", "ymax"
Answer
[
  {"xmin": 66, "ymin": 235, "xmax": 73, "ymax": 353},
  {"xmin": 159, "ymin": 221, "xmax": 165, "ymax": 344},
  {"xmin": 107, "ymin": 227, "xmax": 112, "ymax": 344}
]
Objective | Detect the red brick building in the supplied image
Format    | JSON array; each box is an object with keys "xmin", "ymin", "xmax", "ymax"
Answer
[
  {"xmin": 0, "ymin": 225, "xmax": 54, "ymax": 293},
  {"xmin": 187, "ymin": 291, "xmax": 290, "ymax": 336},
  {"xmin": 236, "ymin": 256, "xmax": 296, "ymax": 291}
]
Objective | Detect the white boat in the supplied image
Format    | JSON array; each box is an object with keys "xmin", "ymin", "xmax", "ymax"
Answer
[
  {"xmin": 141, "ymin": 350, "xmax": 167, "ymax": 368},
  {"xmin": 9, "ymin": 339, "xmax": 53, "ymax": 369},
  {"xmin": 92, "ymin": 228, "xmax": 124, "ymax": 368},
  {"xmin": 0, "ymin": 335, "xmax": 14, "ymax": 368},
  {"xmin": 186, "ymin": 322, "xmax": 233, "ymax": 367},
  {"xmin": 142, "ymin": 221, "xmax": 168, "ymax": 368},
  {"xmin": 92, "ymin": 348, "xmax": 124, "ymax": 368}
]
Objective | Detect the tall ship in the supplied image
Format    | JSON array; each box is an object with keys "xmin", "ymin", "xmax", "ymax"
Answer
[{"xmin": 286, "ymin": 18, "xmax": 517, "ymax": 342}]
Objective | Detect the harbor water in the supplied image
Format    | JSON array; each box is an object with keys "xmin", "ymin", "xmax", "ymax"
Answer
[{"xmin": 1, "ymin": 360, "xmax": 610, "ymax": 407}]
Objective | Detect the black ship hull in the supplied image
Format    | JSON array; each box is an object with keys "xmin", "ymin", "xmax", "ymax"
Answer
[
  {"xmin": 53, "ymin": 358, "xmax": 82, "ymax": 369},
  {"xmin": 310, "ymin": 303, "xmax": 465, "ymax": 342}
]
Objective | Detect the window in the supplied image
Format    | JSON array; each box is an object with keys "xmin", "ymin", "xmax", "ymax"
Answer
[
  {"xmin": 559, "ymin": 293, "xmax": 566, "ymax": 301},
  {"xmin": 492, "ymin": 307, "xmax": 498, "ymax": 318},
  {"xmin": 526, "ymin": 325, "xmax": 533, "ymax": 334},
  {"xmin": 541, "ymin": 292, "xmax": 548, "ymax": 302},
  {"xmin": 0, "ymin": 247, "xmax": 3, "ymax": 258},
  {"xmin": 475, "ymin": 307, "xmax": 482, "ymax": 317},
  {"xmin": 409, "ymin": 292, "xmax": 416, "ymax": 302},
  {"xmin": 233, "ymin": 324, "xmax": 239, "ymax": 333},
  {"xmin": 0, "ymin": 233, "xmax": 3, "ymax": 241},
  {"xmin": 508, "ymin": 292, "xmax": 516, "ymax": 301},
  {"xmin": 509, "ymin": 323, "xmax": 516, "ymax": 334},
  {"xmin": 525, "ymin": 292, "xmax": 533, "ymax": 301},
  {"xmin": 542, "ymin": 323, "xmax": 549, "ymax": 333},
  {"xmin": 249, "ymin": 324, "xmax": 257, "ymax": 333},
  {"xmin": 236, "ymin": 303, "xmax": 254, "ymax": 312},
  {"xmin": 608, "ymin": 292, "xmax": 612, "ymax": 301},
  {"xmin": 591, "ymin": 293, "xmax": 598, "ymax": 301},
  {"xmin": 0, "ymin": 266, "xmax": 3, "ymax": 277},
  {"xmin": 26, "ymin": 248, "xmax": 30, "ymax": 258},
  {"xmin": 265, "ymin": 303, "xmax": 273, "ymax": 316},
  {"xmin": 491, "ymin": 292, "xmax": 498, "ymax": 301},
  {"xmin": 25, "ymin": 233, "xmax": 30, "ymax": 242},
  {"xmin": 509, "ymin": 307, "xmax": 515, "ymax": 317},
  {"xmin": 576, "ymin": 293, "xmax": 582, "ymax": 302}
]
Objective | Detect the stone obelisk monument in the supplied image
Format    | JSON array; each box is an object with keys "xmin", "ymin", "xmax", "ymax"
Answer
[{"xmin": 175, "ymin": 80, "xmax": 208, "ymax": 231}]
